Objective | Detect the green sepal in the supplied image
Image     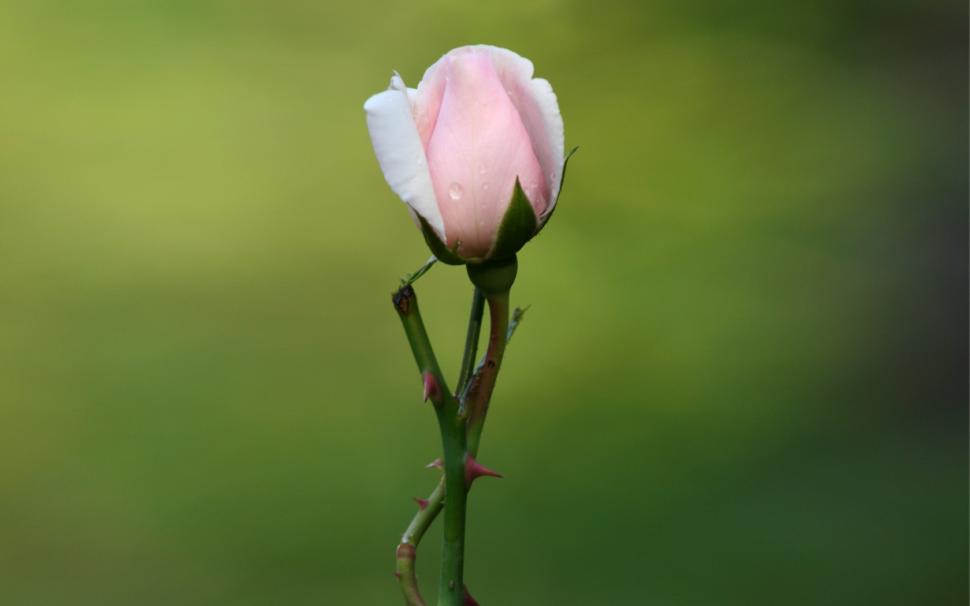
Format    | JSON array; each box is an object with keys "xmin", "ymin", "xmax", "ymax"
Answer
[
  {"xmin": 418, "ymin": 215, "xmax": 464, "ymax": 265},
  {"xmin": 537, "ymin": 146, "xmax": 578, "ymax": 234},
  {"xmin": 487, "ymin": 178, "xmax": 538, "ymax": 261}
]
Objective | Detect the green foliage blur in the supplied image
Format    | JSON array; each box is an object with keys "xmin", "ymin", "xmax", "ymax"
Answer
[{"xmin": 1, "ymin": 1, "xmax": 966, "ymax": 604}]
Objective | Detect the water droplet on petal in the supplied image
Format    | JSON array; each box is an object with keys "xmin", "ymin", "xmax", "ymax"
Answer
[
  {"xmin": 478, "ymin": 163, "xmax": 487, "ymax": 176},
  {"xmin": 448, "ymin": 182, "xmax": 463, "ymax": 201},
  {"xmin": 481, "ymin": 182, "xmax": 489, "ymax": 192}
]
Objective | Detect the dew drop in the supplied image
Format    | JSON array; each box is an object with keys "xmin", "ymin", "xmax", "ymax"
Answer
[
  {"xmin": 448, "ymin": 182, "xmax": 463, "ymax": 201},
  {"xmin": 478, "ymin": 163, "xmax": 487, "ymax": 175},
  {"xmin": 481, "ymin": 182, "xmax": 489, "ymax": 192}
]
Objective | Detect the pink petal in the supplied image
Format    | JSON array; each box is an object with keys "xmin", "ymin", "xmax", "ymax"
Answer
[
  {"xmin": 482, "ymin": 46, "xmax": 566, "ymax": 220},
  {"xmin": 364, "ymin": 73, "xmax": 446, "ymax": 240},
  {"xmin": 424, "ymin": 48, "xmax": 548, "ymax": 259}
]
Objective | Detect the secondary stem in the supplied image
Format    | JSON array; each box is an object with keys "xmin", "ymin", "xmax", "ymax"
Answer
[
  {"xmin": 456, "ymin": 288, "xmax": 486, "ymax": 393},
  {"xmin": 395, "ymin": 477, "xmax": 443, "ymax": 606},
  {"xmin": 402, "ymin": 478, "xmax": 444, "ymax": 547},
  {"xmin": 466, "ymin": 290, "xmax": 510, "ymax": 456}
]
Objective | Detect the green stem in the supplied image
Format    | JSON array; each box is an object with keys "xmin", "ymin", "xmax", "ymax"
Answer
[
  {"xmin": 395, "ymin": 476, "xmax": 443, "ymax": 606},
  {"xmin": 392, "ymin": 285, "xmax": 468, "ymax": 606},
  {"xmin": 395, "ymin": 542, "xmax": 426, "ymax": 606},
  {"xmin": 437, "ymin": 412, "xmax": 467, "ymax": 606},
  {"xmin": 456, "ymin": 288, "xmax": 486, "ymax": 393},
  {"xmin": 393, "ymin": 286, "xmax": 449, "ymax": 390},
  {"xmin": 401, "ymin": 478, "xmax": 444, "ymax": 549}
]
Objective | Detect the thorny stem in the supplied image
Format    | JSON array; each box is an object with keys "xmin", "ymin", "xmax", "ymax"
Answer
[
  {"xmin": 401, "ymin": 478, "xmax": 444, "ymax": 549},
  {"xmin": 392, "ymin": 278, "xmax": 515, "ymax": 606},
  {"xmin": 437, "ymin": 408, "xmax": 468, "ymax": 606},
  {"xmin": 394, "ymin": 285, "xmax": 486, "ymax": 605},
  {"xmin": 395, "ymin": 477, "xmax": 443, "ymax": 606},
  {"xmin": 393, "ymin": 285, "xmax": 467, "ymax": 606}
]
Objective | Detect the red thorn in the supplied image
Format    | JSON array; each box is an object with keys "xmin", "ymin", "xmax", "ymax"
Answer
[
  {"xmin": 465, "ymin": 454, "xmax": 502, "ymax": 487},
  {"xmin": 425, "ymin": 457, "xmax": 443, "ymax": 470},
  {"xmin": 422, "ymin": 371, "xmax": 440, "ymax": 403},
  {"xmin": 463, "ymin": 585, "xmax": 480, "ymax": 606},
  {"xmin": 413, "ymin": 496, "xmax": 429, "ymax": 510}
]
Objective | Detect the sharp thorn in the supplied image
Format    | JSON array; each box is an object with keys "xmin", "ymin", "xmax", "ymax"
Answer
[
  {"xmin": 422, "ymin": 371, "xmax": 440, "ymax": 403},
  {"xmin": 465, "ymin": 454, "xmax": 503, "ymax": 487},
  {"xmin": 463, "ymin": 585, "xmax": 480, "ymax": 606}
]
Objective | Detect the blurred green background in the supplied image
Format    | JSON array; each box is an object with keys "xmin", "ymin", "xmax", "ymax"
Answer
[{"xmin": 1, "ymin": 1, "xmax": 966, "ymax": 604}]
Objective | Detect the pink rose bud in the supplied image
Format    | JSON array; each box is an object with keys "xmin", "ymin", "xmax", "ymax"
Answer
[{"xmin": 364, "ymin": 45, "xmax": 569, "ymax": 264}]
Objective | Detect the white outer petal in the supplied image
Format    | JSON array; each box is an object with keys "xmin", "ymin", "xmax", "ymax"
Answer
[
  {"xmin": 363, "ymin": 73, "xmax": 445, "ymax": 239},
  {"xmin": 479, "ymin": 46, "xmax": 565, "ymax": 219}
]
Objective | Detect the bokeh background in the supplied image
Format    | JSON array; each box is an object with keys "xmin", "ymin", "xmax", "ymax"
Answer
[{"xmin": 1, "ymin": 1, "xmax": 966, "ymax": 604}]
